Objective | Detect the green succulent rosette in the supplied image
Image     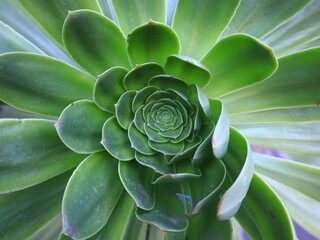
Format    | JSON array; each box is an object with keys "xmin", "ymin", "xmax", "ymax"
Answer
[{"xmin": 0, "ymin": 1, "xmax": 320, "ymax": 240}]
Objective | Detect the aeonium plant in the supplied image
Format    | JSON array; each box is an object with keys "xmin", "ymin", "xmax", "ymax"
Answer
[{"xmin": 0, "ymin": 0, "xmax": 319, "ymax": 240}]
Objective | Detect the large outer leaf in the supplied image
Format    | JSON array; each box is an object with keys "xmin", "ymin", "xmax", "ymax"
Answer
[
  {"xmin": 217, "ymin": 128, "xmax": 253, "ymax": 220},
  {"xmin": 16, "ymin": 0, "xmax": 102, "ymax": 45},
  {"xmin": 28, "ymin": 214, "xmax": 62, "ymax": 240},
  {"xmin": 253, "ymin": 153, "xmax": 320, "ymax": 201},
  {"xmin": 0, "ymin": 119, "xmax": 84, "ymax": 194},
  {"xmin": 221, "ymin": 0, "xmax": 312, "ymax": 39},
  {"xmin": 202, "ymin": 34, "xmax": 278, "ymax": 98},
  {"xmin": 236, "ymin": 174, "xmax": 295, "ymax": 240},
  {"xmin": 63, "ymin": 10, "xmax": 130, "ymax": 76},
  {"xmin": 172, "ymin": 0, "xmax": 240, "ymax": 60},
  {"xmin": 0, "ymin": 53, "xmax": 95, "ymax": 116},
  {"xmin": 111, "ymin": 0, "xmax": 166, "ymax": 35},
  {"xmin": 0, "ymin": 171, "xmax": 72, "ymax": 240},
  {"xmin": 62, "ymin": 152, "xmax": 123, "ymax": 239},
  {"xmin": 223, "ymin": 47, "xmax": 320, "ymax": 114}
]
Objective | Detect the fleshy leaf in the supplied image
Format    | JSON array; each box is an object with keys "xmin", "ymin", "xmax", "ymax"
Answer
[
  {"xmin": 62, "ymin": 152, "xmax": 123, "ymax": 239},
  {"xmin": 210, "ymin": 98, "xmax": 230, "ymax": 158},
  {"xmin": 164, "ymin": 55, "xmax": 211, "ymax": 87},
  {"xmin": 136, "ymin": 184, "xmax": 188, "ymax": 232},
  {"xmin": 235, "ymin": 174, "xmax": 295, "ymax": 240},
  {"xmin": 172, "ymin": 0, "xmax": 240, "ymax": 59},
  {"xmin": 56, "ymin": 100, "xmax": 111, "ymax": 154},
  {"xmin": 0, "ymin": 171, "xmax": 72, "ymax": 240},
  {"xmin": 16, "ymin": 0, "xmax": 102, "ymax": 45},
  {"xmin": 102, "ymin": 116, "xmax": 135, "ymax": 161},
  {"xmin": 132, "ymin": 86, "xmax": 159, "ymax": 112},
  {"xmin": 135, "ymin": 152, "xmax": 175, "ymax": 174},
  {"xmin": 63, "ymin": 10, "xmax": 130, "ymax": 76},
  {"xmin": 124, "ymin": 63, "xmax": 164, "ymax": 90},
  {"xmin": 94, "ymin": 67, "xmax": 128, "ymax": 113},
  {"xmin": 149, "ymin": 140, "xmax": 184, "ymax": 155},
  {"xmin": 0, "ymin": 119, "xmax": 84, "ymax": 194},
  {"xmin": 188, "ymin": 84, "xmax": 211, "ymax": 123},
  {"xmin": 116, "ymin": 91, "xmax": 136, "ymax": 129},
  {"xmin": 253, "ymin": 152, "xmax": 320, "ymax": 201},
  {"xmin": 29, "ymin": 214, "xmax": 62, "ymax": 240},
  {"xmin": 222, "ymin": 47, "xmax": 320, "ymax": 114},
  {"xmin": 127, "ymin": 21, "xmax": 180, "ymax": 66},
  {"xmin": 217, "ymin": 128, "xmax": 254, "ymax": 220},
  {"xmin": 192, "ymin": 126, "xmax": 215, "ymax": 166},
  {"xmin": 149, "ymin": 74, "xmax": 189, "ymax": 96},
  {"xmin": 0, "ymin": 53, "xmax": 94, "ymax": 116},
  {"xmin": 128, "ymin": 122, "xmax": 156, "ymax": 155},
  {"xmin": 119, "ymin": 160, "xmax": 155, "ymax": 210},
  {"xmin": 202, "ymin": 34, "xmax": 278, "ymax": 98},
  {"xmin": 111, "ymin": 0, "xmax": 166, "ymax": 35}
]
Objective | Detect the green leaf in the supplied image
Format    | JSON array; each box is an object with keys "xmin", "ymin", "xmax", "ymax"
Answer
[
  {"xmin": 253, "ymin": 152, "xmax": 320, "ymax": 201},
  {"xmin": 235, "ymin": 121, "xmax": 320, "ymax": 156},
  {"xmin": 132, "ymin": 86, "xmax": 159, "ymax": 112},
  {"xmin": 0, "ymin": 104, "xmax": 55, "ymax": 119},
  {"xmin": 0, "ymin": 53, "xmax": 94, "ymax": 116},
  {"xmin": 102, "ymin": 116, "xmax": 135, "ymax": 161},
  {"xmin": 164, "ymin": 55, "xmax": 211, "ymax": 87},
  {"xmin": 94, "ymin": 66, "xmax": 128, "ymax": 113},
  {"xmin": 0, "ymin": 170, "xmax": 72, "ymax": 240},
  {"xmin": 230, "ymin": 106, "xmax": 320, "ymax": 124},
  {"xmin": 149, "ymin": 140, "xmax": 184, "ymax": 155},
  {"xmin": 116, "ymin": 91, "xmax": 136, "ymax": 129},
  {"xmin": 0, "ymin": 21, "xmax": 43, "ymax": 54},
  {"xmin": 111, "ymin": 0, "xmax": 166, "ymax": 35},
  {"xmin": 56, "ymin": 100, "xmax": 111, "ymax": 154},
  {"xmin": 210, "ymin": 98, "xmax": 230, "ymax": 158},
  {"xmin": 217, "ymin": 128, "xmax": 254, "ymax": 220},
  {"xmin": 149, "ymin": 74, "xmax": 189, "ymax": 96},
  {"xmin": 222, "ymin": 47, "xmax": 320, "ymax": 114},
  {"xmin": 187, "ymin": 199, "xmax": 232, "ymax": 240},
  {"xmin": 192, "ymin": 126, "xmax": 214, "ymax": 167},
  {"xmin": 119, "ymin": 160, "xmax": 155, "ymax": 210},
  {"xmin": 172, "ymin": 0, "xmax": 240, "ymax": 60},
  {"xmin": 128, "ymin": 122, "xmax": 156, "ymax": 155},
  {"xmin": 63, "ymin": 10, "xmax": 130, "ymax": 76},
  {"xmin": 188, "ymin": 84, "xmax": 211, "ymax": 123},
  {"xmin": 202, "ymin": 34, "xmax": 278, "ymax": 98},
  {"xmin": 136, "ymin": 184, "xmax": 188, "ymax": 232},
  {"xmin": 17, "ymin": 0, "xmax": 102, "ymax": 45},
  {"xmin": 29, "ymin": 214, "xmax": 62, "ymax": 240},
  {"xmin": 262, "ymin": 1, "xmax": 320, "ymax": 56},
  {"xmin": 266, "ymin": 177, "xmax": 320, "ymax": 238},
  {"xmin": 235, "ymin": 174, "xmax": 295, "ymax": 240},
  {"xmin": 135, "ymin": 152, "xmax": 175, "ymax": 174},
  {"xmin": 127, "ymin": 21, "xmax": 180, "ymax": 66},
  {"xmin": 62, "ymin": 152, "xmax": 123, "ymax": 239},
  {"xmin": 0, "ymin": 119, "xmax": 84, "ymax": 194},
  {"xmin": 124, "ymin": 63, "xmax": 164, "ymax": 90},
  {"xmin": 221, "ymin": 0, "xmax": 312, "ymax": 39}
]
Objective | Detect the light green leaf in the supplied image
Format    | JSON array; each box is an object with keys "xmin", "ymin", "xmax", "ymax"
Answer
[
  {"xmin": 136, "ymin": 184, "xmax": 188, "ymax": 232},
  {"xmin": 0, "ymin": 171, "xmax": 71, "ymax": 240},
  {"xmin": 102, "ymin": 116, "xmax": 135, "ymax": 161},
  {"xmin": 0, "ymin": 119, "xmax": 84, "ymax": 194},
  {"xmin": 29, "ymin": 214, "xmax": 62, "ymax": 240},
  {"xmin": 149, "ymin": 74, "xmax": 189, "ymax": 96},
  {"xmin": 172, "ymin": 0, "xmax": 240, "ymax": 60},
  {"xmin": 116, "ymin": 91, "xmax": 136, "ymax": 130},
  {"xmin": 63, "ymin": 10, "xmax": 130, "ymax": 76},
  {"xmin": 221, "ymin": 0, "xmax": 312, "ymax": 39},
  {"xmin": 210, "ymin": 98, "xmax": 230, "ymax": 158},
  {"xmin": 0, "ymin": 53, "xmax": 94, "ymax": 117},
  {"xmin": 266, "ymin": 177, "xmax": 320, "ymax": 238},
  {"xmin": 202, "ymin": 34, "xmax": 278, "ymax": 98},
  {"xmin": 235, "ymin": 174, "xmax": 295, "ymax": 240},
  {"xmin": 124, "ymin": 63, "xmax": 164, "ymax": 90},
  {"xmin": 127, "ymin": 21, "xmax": 180, "ymax": 67},
  {"xmin": 222, "ymin": 47, "xmax": 320, "ymax": 114},
  {"xmin": 217, "ymin": 128, "xmax": 254, "ymax": 220},
  {"xmin": 235, "ymin": 121, "xmax": 320, "ymax": 155},
  {"xmin": 0, "ymin": 104, "xmax": 55, "ymax": 120},
  {"xmin": 62, "ymin": 152, "xmax": 123, "ymax": 239},
  {"xmin": 253, "ymin": 153, "xmax": 320, "ymax": 201},
  {"xmin": 94, "ymin": 66, "xmax": 128, "ymax": 113},
  {"xmin": 56, "ymin": 100, "xmax": 111, "ymax": 154},
  {"xmin": 164, "ymin": 55, "xmax": 211, "ymax": 87},
  {"xmin": 262, "ymin": 0, "xmax": 320, "ymax": 56},
  {"xmin": 230, "ymin": 105, "xmax": 320, "ymax": 124},
  {"xmin": 111, "ymin": 0, "xmax": 166, "ymax": 35},
  {"xmin": 119, "ymin": 160, "xmax": 155, "ymax": 210},
  {"xmin": 17, "ymin": 0, "xmax": 102, "ymax": 45},
  {"xmin": 0, "ymin": 21, "xmax": 43, "ymax": 54}
]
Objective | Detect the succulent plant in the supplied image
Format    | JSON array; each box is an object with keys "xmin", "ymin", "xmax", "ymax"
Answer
[{"xmin": 0, "ymin": 0, "xmax": 319, "ymax": 240}]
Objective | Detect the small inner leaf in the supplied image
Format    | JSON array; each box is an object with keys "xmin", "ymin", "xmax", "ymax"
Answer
[
  {"xmin": 128, "ymin": 122, "xmax": 156, "ymax": 155},
  {"xmin": 149, "ymin": 74, "xmax": 189, "ymax": 96},
  {"xmin": 115, "ymin": 90, "xmax": 137, "ymax": 130},
  {"xmin": 132, "ymin": 86, "xmax": 159, "ymax": 112},
  {"xmin": 149, "ymin": 140, "xmax": 185, "ymax": 155}
]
